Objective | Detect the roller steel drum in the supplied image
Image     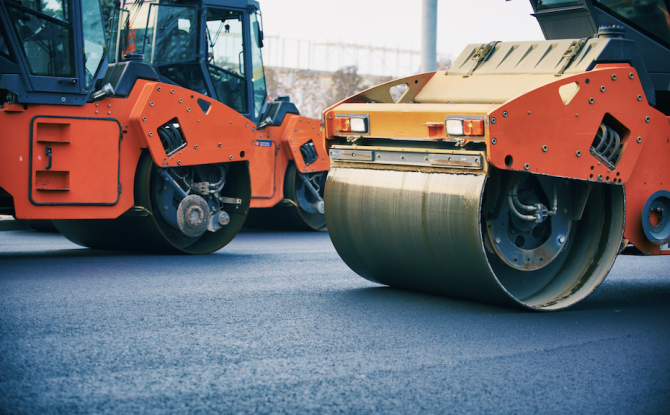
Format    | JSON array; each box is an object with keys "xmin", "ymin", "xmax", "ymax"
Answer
[{"xmin": 325, "ymin": 167, "xmax": 625, "ymax": 310}]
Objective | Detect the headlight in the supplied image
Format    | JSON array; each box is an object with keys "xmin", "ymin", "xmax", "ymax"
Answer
[
  {"xmin": 445, "ymin": 116, "xmax": 485, "ymax": 136},
  {"xmin": 446, "ymin": 119, "xmax": 464, "ymax": 136},
  {"xmin": 335, "ymin": 114, "xmax": 369, "ymax": 134}
]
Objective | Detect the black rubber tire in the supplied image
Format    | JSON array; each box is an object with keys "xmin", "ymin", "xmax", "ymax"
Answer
[
  {"xmin": 53, "ymin": 153, "xmax": 251, "ymax": 254},
  {"xmin": 245, "ymin": 163, "xmax": 326, "ymax": 232}
]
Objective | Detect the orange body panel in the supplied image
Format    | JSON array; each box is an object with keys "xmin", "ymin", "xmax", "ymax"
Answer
[
  {"xmin": 249, "ymin": 115, "xmax": 328, "ymax": 208},
  {"xmin": 31, "ymin": 118, "xmax": 122, "ymax": 205},
  {"xmin": 487, "ymin": 66, "xmax": 649, "ymax": 184},
  {"xmin": 249, "ymin": 140, "xmax": 279, "ymax": 199},
  {"xmin": 487, "ymin": 65, "xmax": 670, "ymax": 255},
  {"xmin": 130, "ymin": 83, "xmax": 255, "ymax": 167},
  {"xmin": 0, "ymin": 81, "xmax": 255, "ymax": 220}
]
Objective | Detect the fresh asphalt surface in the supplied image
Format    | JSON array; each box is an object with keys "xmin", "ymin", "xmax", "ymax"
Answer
[{"xmin": 0, "ymin": 228, "xmax": 669, "ymax": 414}]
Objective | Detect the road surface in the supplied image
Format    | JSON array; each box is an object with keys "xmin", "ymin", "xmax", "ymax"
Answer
[{"xmin": 1, "ymin": 229, "xmax": 669, "ymax": 414}]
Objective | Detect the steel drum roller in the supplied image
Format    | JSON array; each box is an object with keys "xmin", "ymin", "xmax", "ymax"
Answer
[{"xmin": 325, "ymin": 167, "xmax": 625, "ymax": 310}]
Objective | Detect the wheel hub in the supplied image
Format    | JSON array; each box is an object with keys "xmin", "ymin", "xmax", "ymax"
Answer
[
  {"xmin": 177, "ymin": 195, "xmax": 210, "ymax": 237},
  {"xmin": 642, "ymin": 190, "xmax": 670, "ymax": 245},
  {"xmin": 486, "ymin": 175, "xmax": 572, "ymax": 271},
  {"xmin": 186, "ymin": 205, "xmax": 205, "ymax": 226}
]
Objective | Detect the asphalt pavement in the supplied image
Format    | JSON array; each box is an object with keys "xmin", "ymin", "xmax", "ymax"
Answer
[{"xmin": 0, "ymin": 228, "xmax": 669, "ymax": 414}]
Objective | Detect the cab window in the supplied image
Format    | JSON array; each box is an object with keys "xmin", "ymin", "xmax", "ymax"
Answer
[
  {"xmin": 594, "ymin": 0, "xmax": 670, "ymax": 48},
  {"xmin": 148, "ymin": 4, "xmax": 198, "ymax": 65},
  {"xmin": 0, "ymin": 29, "xmax": 10, "ymax": 58},
  {"xmin": 536, "ymin": 0, "xmax": 581, "ymax": 8},
  {"xmin": 106, "ymin": 6, "xmax": 127, "ymax": 64},
  {"xmin": 6, "ymin": 0, "xmax": 75, "ymax": 77},
  {"xmin": 81, "ymin": 0, "xmax": 107, "ymax": 87},
  {"xmin": 11, "ymin": 0, "xmax": 69, "ymax": 22},
  {"xmin": 206, "ymin": 9, "xmax": 247, "ymax": 114},
  {"xmin": 249, "ymin": 12, "xmax": 266, "ymax": 120}
]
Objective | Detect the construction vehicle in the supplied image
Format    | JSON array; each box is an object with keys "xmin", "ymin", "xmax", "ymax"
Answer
[
  {"xmin": 111, "ymin": 0, "xmax": 329, "ymax": 231},
  {"xmin": 322, "ymin": 0, "xmax": 670, "ymax": 310},
  {"xmin": 0, "ymin": 0, "xmax": 257, "ymax": 254}
]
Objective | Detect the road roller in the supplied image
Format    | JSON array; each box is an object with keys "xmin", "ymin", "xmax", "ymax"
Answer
[
  {"xmin": 0, "ymin": 0, "xmax": 256, "ymax": 254},
  {"xmin": 323, "ymin": 0, "xmax": 670, "ymax": 310},
  {"xmin": 112, "ymin": 0, "xmax": 329, "ymax": 231}
]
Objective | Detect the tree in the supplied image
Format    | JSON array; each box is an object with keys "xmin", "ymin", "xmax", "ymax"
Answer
[
  {"xmin": 326, "ymin": 66, "xmax": 362, "ymax": 107},
  {"xmin": 291, "ymin": 70, "xmax": 327, "ymax": 119},
  {"xmin": 415, "ymin": 56, "xmax": 453, "ymax": 73},
  {"xmin": 264, "ymin": 66, "xmax": 286, "ymax": 101},
  {"xmin": 436, "ymin": 56, "xmax": 453, "ymax": 71}
]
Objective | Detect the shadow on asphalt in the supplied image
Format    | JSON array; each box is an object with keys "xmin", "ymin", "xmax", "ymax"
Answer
[
  {"xmin": 338, "ymin": 278, "xmax": 670, "ymax": 315},
  {"xmin": 0, "ymin": 248, "xmax": 256, "ymax": 261},
  {"xmin": 0, "ymin": 248, "xmax": 138, "ymax": 260},
  {"xmin": 339, "ymin": 285, "xmax": 524, "ymax": 315},
  {"xmin": 571, "ymin": 279, "xmax": 670, "ymax": 311}
]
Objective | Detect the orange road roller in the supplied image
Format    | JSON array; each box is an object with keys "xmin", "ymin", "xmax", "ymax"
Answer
[
  {"xmin": 0, "ymin": 0, "xmax": 256, "ymax": 253},
  {"xmin": 322, "ymin": 0, "xmax": 670, "ymax": 310},
  {"xmin": 111, "ymin": 0, "xmax": 329, "ymax": 231}
]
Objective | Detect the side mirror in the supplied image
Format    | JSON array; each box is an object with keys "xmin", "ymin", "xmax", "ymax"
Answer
[{"xmin": 252, "ymin": 21, "xmax": 263, "ymax": 48}]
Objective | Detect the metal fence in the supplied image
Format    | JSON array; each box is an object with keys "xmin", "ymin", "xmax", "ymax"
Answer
[{"xmin": 262, "ymin": 36, "xmax": 451, "ymax": 78}]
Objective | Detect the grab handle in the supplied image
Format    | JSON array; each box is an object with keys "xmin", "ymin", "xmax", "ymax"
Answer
[{"xmin": 45, "ymin": 146, "xmax": 52, "ymax": 170}]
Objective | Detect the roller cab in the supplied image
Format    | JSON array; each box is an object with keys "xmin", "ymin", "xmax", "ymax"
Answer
[
  {"xmin": 112, "ymin": 0, "xmax": 329, "ymax": 231},
  {"xmin": 323, "ymin": 26, "xmax": 670, "ymax": 310}
]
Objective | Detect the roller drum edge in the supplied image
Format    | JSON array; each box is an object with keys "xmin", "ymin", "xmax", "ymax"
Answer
[{"xmin": 325, "ymin": 167, "xmax": 625, "ymax": 311}]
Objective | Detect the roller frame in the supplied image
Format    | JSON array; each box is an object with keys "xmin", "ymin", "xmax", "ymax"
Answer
[
  {"xmin": 322, "ymin": 39, "xmax": 670, "ymax": 310},
  {"xmin": 325, "ymin": 65, "xmax": 670, "ymax": 256}
]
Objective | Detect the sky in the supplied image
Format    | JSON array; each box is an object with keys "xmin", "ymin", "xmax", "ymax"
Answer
[{"xmin": 259, "ymin": 0, "xmax": 545, "ymax": 60}]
